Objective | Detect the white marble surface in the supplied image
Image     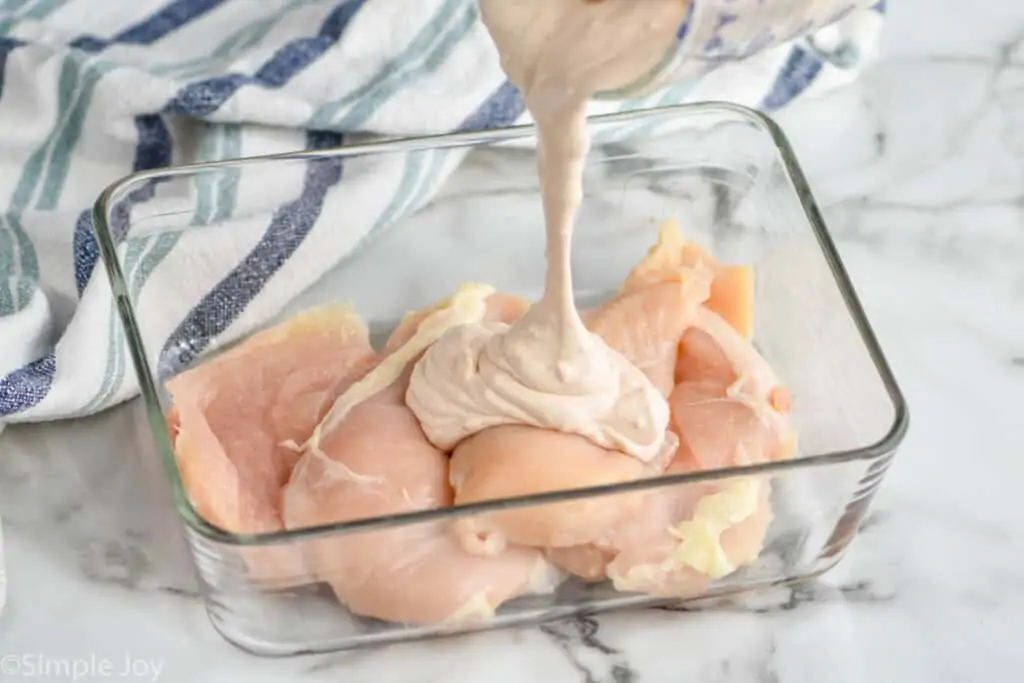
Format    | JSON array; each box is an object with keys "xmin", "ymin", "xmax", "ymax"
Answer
[{"xmin": 2, "ymin": 0, "xmax": 1023, "ymax": 681}]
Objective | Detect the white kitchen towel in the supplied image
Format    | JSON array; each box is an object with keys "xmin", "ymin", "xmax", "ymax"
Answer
[{"xmin": 0, "ymin": 0, "xmax": 887, "ymax": 425}]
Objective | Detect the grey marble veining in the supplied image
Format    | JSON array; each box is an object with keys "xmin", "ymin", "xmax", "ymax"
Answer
[{"xmin": 2, "ymin": 0, "xmax": 1024, "ymax": 681}]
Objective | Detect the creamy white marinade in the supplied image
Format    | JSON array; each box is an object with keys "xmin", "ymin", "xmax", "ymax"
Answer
[{"xmin": 406, "ymin": 0, "xmax": 691, "ymax": 462}]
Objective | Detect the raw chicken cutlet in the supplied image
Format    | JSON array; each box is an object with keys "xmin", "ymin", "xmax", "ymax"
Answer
[
  {"xmin": 449, "ymin": 425, "xmax": 664, "ymax": 554},
  {"xmin": 443, "ymin": 233, "xmax": 711, "ymax": 554},
  {"xmin": 546, "ymin": 220, "xmax": 797, "ymax": 594},
  {"xmin": 164, "ymin": 218, "xmax": 797, "ymax": 621},
  {"xmin": 281, "ymin": 285, "xmax": 559, "ymax": 625},
  {"xmin": 165, "ymin": 304, "xmax": 377, "ymax": 585}
]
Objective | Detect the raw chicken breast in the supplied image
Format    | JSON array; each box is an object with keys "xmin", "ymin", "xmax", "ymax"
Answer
[
  {"xmin": 547, "ymin": 224, "xmax": 793, "ymax": 595},
  {"xmin": 282, "ymin": 290, "xmax": 556, "ymax": 625},
  {"xmin": 622, "ymin": 219, "xmax": 718, "ymax": 293},
  {"xmin": 579, "ymin": 304, "xmax": 794, "ymax": 594},
  {"xmin": 586, "ymin": 219, "xmax": 714, "ymax": 396},
  {"xmin": 604, "ymin": 474, "xmax": 773, "ymax": 598},
  {"xmin": 707, "ymin": 265, "xmax": 755, "ymax": 339},
  {"xmin": 408, "ymin": 279, "xmax": 675, "ymax": 555},
  {"xmin": 544, "ymin": 450, "xmax": 709, "ymax": 583},
  {"xmin": 547, "ymin": 452, "xmax": 773, "ymax": 598},
  {"xmin": 282, "ymin": 369, "xmax": 554, "ymax": 626},
  {"xmin": 588, "ymin": 279, "xmax": 710, "ymax": 397},
  {"xmin": 673, "ymin": 307, "xmax": 797, "ymax": 467},
  {"xmin": 623, "ymin": 218, "xmax": 757, "ymax": 340},
  {"xmin": 449, "ymin": 425, "xmax": 663, "ymax": 553},
  {"xmin": 385, "ymin": 290, "xmax": 530, "ymax": 353},
  {"xmin": 166, "ymin": 304, "xmax": 377, "ymax": 584},
  {"xmin": 545, "ymin": 544, "xmax": 617, "ymax": 582},
  {"xmin": 674, "ymin": 326, "xmax": 734, "ymax": 386}
]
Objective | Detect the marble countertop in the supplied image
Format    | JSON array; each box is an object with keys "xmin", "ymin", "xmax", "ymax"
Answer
[{"xmin": 2, "ymin": 1, "xmax": 1023, "ymax": 681}]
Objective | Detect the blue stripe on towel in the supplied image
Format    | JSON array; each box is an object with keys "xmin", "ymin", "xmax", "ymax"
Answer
[
  {"xmin": 157, "ymin": 130, "xmax": 345, "ymax": 378},
  {"xmin": 307, "ymin": 128, "xmax": 344, "ymax": 150},
  {"xmin": 71, "ymin": 210, "xmax": 98, "ymax": 296},
  {"xmin": 0, "ymin": 353, "xmax": 56, "ymax": 417},
  {"xmin": 457, "ymin": 79, "xmax": 524, "ymax": 132},
  {"xmin": 761, "ymin": 45, "xmax": 824, "ymax": 111},
  {"xmin": 70, "ymin": 0, "xmax": 227, "ymax": 53},
  {"xmin": 0, "ymin": 36, "xmax": 24, "ymax": 96},
  {"xmin": 163, "ymin": 0, "xmax": 366, "ymax": 117},
  {"xmin": 72, "ymin": 114, "xmax": 173, "ymax": 295}
]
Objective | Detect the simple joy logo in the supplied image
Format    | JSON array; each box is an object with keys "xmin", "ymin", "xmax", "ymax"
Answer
[{"xmin": 0, "ymin": 653, "xmax": 164, "ymax": 682}]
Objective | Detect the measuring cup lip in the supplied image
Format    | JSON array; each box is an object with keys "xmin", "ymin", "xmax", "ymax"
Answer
[
  {"xmin": 593, "ymin": 1, "xmax": 701, "ymax": 101},
  {"xmin": 675, "ymin": 0, "xmax": 698, "ymax": 42},
  {"xmin": 596, "ymin": 0, "xmax": 881, "ymax": 101}
]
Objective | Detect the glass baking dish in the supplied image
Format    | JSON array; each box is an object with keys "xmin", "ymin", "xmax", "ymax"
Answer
[{"xmin": 92, "ymin": 102, "xmax": 908, "ymax": 656}]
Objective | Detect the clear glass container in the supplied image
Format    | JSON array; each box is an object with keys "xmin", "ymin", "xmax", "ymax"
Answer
[{"xmin": 93, "ymin": 102, "xmax": 908, "ymax": 656}]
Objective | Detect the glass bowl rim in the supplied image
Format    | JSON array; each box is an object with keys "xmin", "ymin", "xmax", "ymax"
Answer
[{"xmin": 91, "ymin": 101, "xmax": 910, "ymax": 547}]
